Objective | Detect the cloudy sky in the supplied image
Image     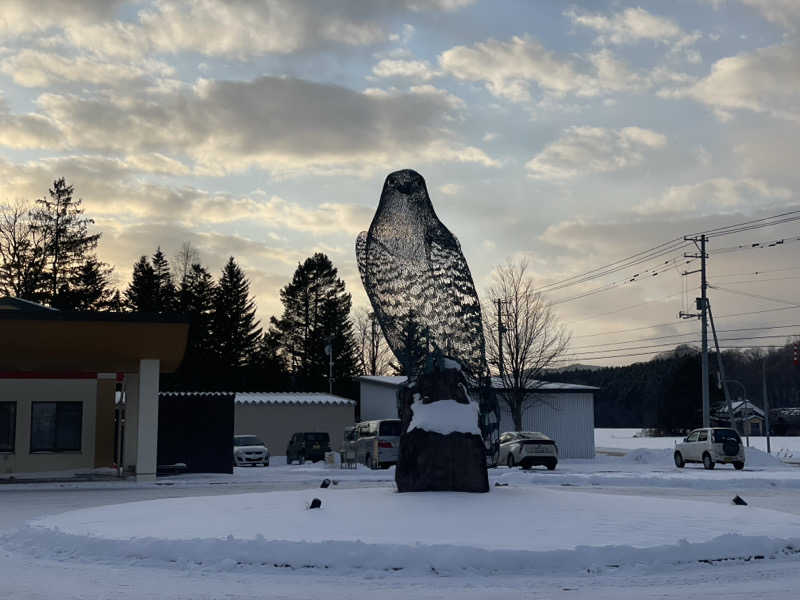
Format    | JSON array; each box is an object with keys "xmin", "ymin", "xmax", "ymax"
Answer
[{"xmin": 1, "ymin": 0, "xmax": 799, "ymax": 365}]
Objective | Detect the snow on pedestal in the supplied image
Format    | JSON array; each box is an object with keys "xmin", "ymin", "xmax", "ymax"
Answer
[{"xmin": 396, "ymin": 355, "xmax": 489, "ymax": 493}]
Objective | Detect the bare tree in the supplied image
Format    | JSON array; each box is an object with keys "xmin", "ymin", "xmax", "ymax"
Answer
[
  {"xmin": 0, "ymin": 199, "xmax": 46, "ymax": 300},
  {"xmin": 354, "ymin": 307, "xmax": 392, "ymax": 375},
  {"xmin": 173, "ymin": 241, "xmax": 200, "ymax": 288},
  {"xmin": 484, "ymin": 259, "xmax": 571, "ymax": 431}
]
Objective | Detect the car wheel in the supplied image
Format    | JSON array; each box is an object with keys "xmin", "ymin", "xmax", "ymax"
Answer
[
  {"xmin": 734, "ymin": 461, "xmax": 744, "ymax": 470},
  {"xmin": 674, "ymin": 452, "xmax": 685, "ymax": 468},
  {"xmin": 702, "ymin": 453, "xmax": 715, "ymax": 470},
  {"xmin": 507, "ymin": 454, "xmax": 515, "ymax": 468},
  {"xmin": 365, "ymin": 453, "xmax": 372, "ymax": 469},
  {"xmin": 298, "ymin": 454, "xmax": 305, "ymax": 465},
  {"xmin": 546, "ymin": 460, "xmax": 557, "ymax": 471}
]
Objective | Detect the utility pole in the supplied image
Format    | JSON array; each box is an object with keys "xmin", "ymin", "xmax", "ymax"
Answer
[
  {"xmin": 496, "ymin": 298, "xmax": 507, "ymax": 377},
  {"xmin": 681, "ymin": 233, "xmax": 710, "ymax": 427},
  {"xmin": 325, "ymin": 336, "xmax": 334, "ymax": 394},
  {"xmin": 708, "ymin": 304, "xmax": 735, "ymax": 430},
  {"xmin": 763, "ymin": 357, "xmax": 771, "ymax": 454}
]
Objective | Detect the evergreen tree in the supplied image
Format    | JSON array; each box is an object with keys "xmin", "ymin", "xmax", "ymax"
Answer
[
  {"xmin": 211, "ymin": 257, "xmax": 262, "ymax": 369},
  {"xmin": 269, "ymin": 253, "xmax": 358, "ymax": 389},
  {"xmin": 31, "ymin": 178, "xmax": 101, "ymax": 308},
  {"xmin": 151, "ymin": 247, "xmax": 176, "ymax": 312},
  {"xmin": 124, "ymin": 255, "xmax": 156, "ymax": 311},
  {"xmin": 69, "ymin": 257, "xmax": 114, "ymax": 310}
]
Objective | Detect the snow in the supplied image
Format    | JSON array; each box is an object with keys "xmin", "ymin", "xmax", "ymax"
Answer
[
  {"xmin": 235, "ymin": 392, "xmax": 354, "ymax": 405},
  {"xmin": 5, "ymin": 429, "xmax": 800, "ymax": 598},
  {"xmin": 407, "ymin": 396, "xmax": 480, "ymax": 435},
  {"xmin": 14, "ymin": 486, "xmax": 800, "ymax": 575}
]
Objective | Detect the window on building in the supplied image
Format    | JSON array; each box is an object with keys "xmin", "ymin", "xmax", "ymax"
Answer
[
  {"xmin": 30, "ymin": 402, "xmax": 83, "ymax": 452},
  {"xmin": 0, "ymin": 402, "xmax": 15, "ymax": 452}
]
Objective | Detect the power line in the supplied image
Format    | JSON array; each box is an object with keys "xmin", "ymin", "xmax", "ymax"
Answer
[
  {"xmin": 712, "ymin": 266, "xmax": 800, "ymax": 279},
  {"xmin": 690, "ymin": 209, "xmax": 800, "ymax": 238},
  {"xmin": 536, "ymin": 239, "xmax": 688, "ymax": 293},
  {"xmin": 710, "ymin": 285, "xmax": 800, "ymax": 307},
  {"xmin": 562, "ymin": 289, "xmax": 693, "ymax": 326},
  {"xmin": 568, "ymin": 324, "xmax": 800, "ymax": 351}
]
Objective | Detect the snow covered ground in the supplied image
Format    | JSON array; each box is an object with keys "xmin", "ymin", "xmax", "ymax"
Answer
[
  {"xmin": 596, "ymin": 428, "xmax": 800, "ymax": 462},
  {"xmin": 3, "ymin": 434, "xmax": 800, "ymax": 598}
]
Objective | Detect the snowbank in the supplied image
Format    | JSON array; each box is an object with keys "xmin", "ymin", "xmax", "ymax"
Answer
[
  {"xmin": 5, "ymin": 527, "xmax": 799, "ymax": 575},
  {"xmin": 407, "ymin": 398, "xmax": 480, "ymax": 435}
]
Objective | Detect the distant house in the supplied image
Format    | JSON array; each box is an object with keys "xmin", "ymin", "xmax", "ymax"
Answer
[
  {"xmin": 234, "ymin": 392, "xmax": 355, "ymax": 457},
  {"xmin": 712, "ymin": 400, "xmax": 766, "ymax": 435},
  {"xmin": 358, "ymin": 375, "xmax": 598, "ymax": 458},
  {"xmin": 0, "ymin": 297, "xmax": 189, "ymax": 480}
]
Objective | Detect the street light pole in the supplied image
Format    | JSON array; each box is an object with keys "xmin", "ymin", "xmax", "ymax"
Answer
[{"xmin": 723, "ymin": 378, "xmax": 749, "ymax": 447}]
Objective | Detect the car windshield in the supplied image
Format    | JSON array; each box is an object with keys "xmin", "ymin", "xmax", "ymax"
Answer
[
  {"xmin": 304, "ymin": 433, "xmax": 329, "ymax": 442},
  {"xmin": 518, "ymin": 432, "xmax": 549, "ymax": 440},
  {"xmin": 234, "ymin": 436, "xmax": 263, "ymax": 447},
  {"xmin": 712, "ymin": 429, "xmax": 741, "ymax": 443},
  {"xmin": 379, "ymin": 421, "xmax": 401, "ymax": 436}
]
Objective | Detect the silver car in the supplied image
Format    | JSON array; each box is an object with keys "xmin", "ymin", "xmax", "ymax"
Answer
[
  {"xmin": 674, "ymin": 427, "xmax": 745, "ymax": 470},
  {"xmin": 233, "ymin": 435, "xmax": 269, "ymax": 467},
  {"xmin": 344, "ymin": 419, "xmax": 401, "ymax": 469},
  {"xmin": 499, "ymin": 431, "xmax": 558, "ymax": 470}
]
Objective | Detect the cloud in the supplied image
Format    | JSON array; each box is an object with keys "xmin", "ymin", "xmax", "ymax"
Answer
[
  {"xmin": 565, "ymin": 7, "xmax": 683, "ymax": 45},
  {"xmin": 0, "ymin": 49, "xmax": 174, "ymax": 87},
  {"xmin": 439, "ymin": 35, "xmax": 641, "ymax": 102},
  {"xmin": 438, "ymin": 183, "xmax": 462, "ymax": 196},
  {"xmin": 708, "ymin": 1, "xmax": 800, "ymax": 32},
  {"xmin": 1, "ymin": 75, "xmax": 495, "ymax": 175},
  {"xmin": 662, "ymin": 44, "xmax": 800, "ymax": 121},
  {"xmin": 0, "ymin": 0, "xmax": 125, "ymax": 37},
  {"xmin": 0, "ymin": 1, "xmax": 476, "ymax": 60},
  {"xmin": 372, "ymin": 58, "xmax": 439, "ymax": 81},
  {"xmin": 525, "ymin": 126, "xmax": 667, "ymax": 180},
  {"xmin": 0, "ymin": 96, "xmax": 61, "ymax": 148},
  {"xmin": 635, "ymin": 178, "xmax": 793, "ymax": 215}
]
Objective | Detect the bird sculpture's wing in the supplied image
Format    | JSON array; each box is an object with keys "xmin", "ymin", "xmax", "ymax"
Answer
[{"xmin": 360, "ymin": 225, "xmax": 485, "ymax": 377}]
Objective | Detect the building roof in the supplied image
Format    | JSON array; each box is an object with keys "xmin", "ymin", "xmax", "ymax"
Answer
[
  {"xmin": 730, "ymin": 400, "xmax": 766, "ymax": 418},
  {"xmin": 235, "ymin": 392, "xmax": 355, "ymax": 406},
  {"xmin": 0, "ymin": 298, "xmax": 190, "ymax": 373},
  {"xmin": 359, "ymin": 375, "xmax": 598, "ymax": 392}
]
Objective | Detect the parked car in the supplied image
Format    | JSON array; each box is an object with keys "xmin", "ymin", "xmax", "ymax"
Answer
[
  {"xmin": 498, "ymin": 431, "xmax": 558, "ymax": 470},
  {"xmin": 286, "ymin": 432, "xmax": 331, "ymax": 464},
  {"xmin": 674, "ymin": 427, "xmax": 745, "ymax": 470},
  {"xmin": 233, "ymin": 435, "xmax": 269, "ymax": 467},
  {"xmin": 344, "ymin": 419, "xmax": 401, "ymax": 469}
]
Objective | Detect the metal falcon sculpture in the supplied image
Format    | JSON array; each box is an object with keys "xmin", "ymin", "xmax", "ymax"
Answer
[{"xmin": 356, "ymin": 169, "xmax": 487, "ymax": 379}]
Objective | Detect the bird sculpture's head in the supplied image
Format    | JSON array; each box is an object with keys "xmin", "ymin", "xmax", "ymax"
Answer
[{"xmin": 379, "ymin": 169, "xmax": 434, "ymax": 217}]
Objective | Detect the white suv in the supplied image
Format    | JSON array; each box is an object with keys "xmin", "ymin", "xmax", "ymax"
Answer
[{"xmin": 674, "ymin": 428, "xmax": 745, "ymax": 470}]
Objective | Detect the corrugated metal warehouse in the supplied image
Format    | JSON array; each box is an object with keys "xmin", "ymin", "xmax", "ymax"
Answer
[
  {"xmin": 359, "ymin": 376, "xmax": 597, "ymax": 458},
  {"xmin": 234, "ymin": 392, "xmax": 355, "ymax": 458}
]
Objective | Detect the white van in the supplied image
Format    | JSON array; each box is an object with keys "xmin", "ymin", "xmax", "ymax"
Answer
[{"xmin": 343, "ymin": 419, "xmax": 401, "ymax": 469}]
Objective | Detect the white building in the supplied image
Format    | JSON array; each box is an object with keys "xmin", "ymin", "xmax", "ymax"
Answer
[
  {"xmin": 359, "ymin": 375, "xmax": 598, "ymax": 458},
  {"xmin": 234, "ymin": 392, "xmax": 355, "ymax": 457}
]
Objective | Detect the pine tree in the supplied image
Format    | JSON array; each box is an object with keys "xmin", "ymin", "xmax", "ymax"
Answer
[
  {"xmin": 31, "ymin": 178, "xmax": 101, "ymax": 309},
  {"xmin": 69, "ymin": 257, "xmax": 114, "ymax": 310},
  {"xmin": 269, "ymin": 253, "xmax": 358, "ymax": 388},
  {"xmin": 124, "ymin": 256, "xmax": 156, "ymax": 311},
  {"xmin": 211, "ymin": 257, "xmax": 262, "ymax": 369},
  {"xmin": 151, "ymin": 247, "xmax": 176, "ymax": 312}
]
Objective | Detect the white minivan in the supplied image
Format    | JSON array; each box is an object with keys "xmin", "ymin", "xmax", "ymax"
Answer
[{"xmin": 343, "ymin": 419, "xmax": 401, "ymax": 469}]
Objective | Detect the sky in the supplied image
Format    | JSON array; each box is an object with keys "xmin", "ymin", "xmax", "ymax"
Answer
[{"xmin": 1, "ymin": 0, "xmax": 799, "ymax": 365}]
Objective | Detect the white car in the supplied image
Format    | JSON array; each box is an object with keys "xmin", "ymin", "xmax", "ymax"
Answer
[
  {"xmin": 674, "ymin": 427, "xmax": 745, "ymax": 470},
  {"xmin": 233, "ymin": 435, "xmax": 269, "ymax": 467},
  {"xmin": 499, "ymin": 431, "xmax": 558, "ymax": 470}
]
